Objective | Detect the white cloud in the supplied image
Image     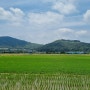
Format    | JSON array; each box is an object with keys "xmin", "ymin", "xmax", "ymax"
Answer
[
  {"xmin": 83, "ymin": 10, "xmax": 90, "ymax": 24},
  {"xmin": 10, "ymin": 8, "xmax": 25, "ymax": 18},
  {"xmin": 54, "ymin": 28, "xmax": 88, "ymax": 40},
  {"xmin": 0, "ymin": 7, "xmax": 25, "ymax": 25},
  {"xmin": 76, "ymin": 30, "xmax": 87, "ymax": 36},
  {"xmin": 0, "ymin": 7, "xmax": 12, "ymax": 20},
  {"xmin": 52, "ymin": 1, "xmax": 77, "ymax": 15},
  {"xmin": 42, "ymin": 0, "xmax": 77, "ymax": 15},
  {"xmin": 28, "ymin": 11, "xmax": 64, "ymax": 28},
  {"xmin": 56, "ymin": 28, "xmax": 73, "ymax": 33},
  {"xmin": 0, "ymin": 7, "xmax": 64, "ymax": 28}
]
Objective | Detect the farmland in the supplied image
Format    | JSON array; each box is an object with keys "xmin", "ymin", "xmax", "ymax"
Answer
[
  {"xmin": 0, "ymin": 54, "xmax": 90, "ymax": 74},
  {"xmin": 0, "ymin": 54, "xmax": 90, "ymax": 90}
]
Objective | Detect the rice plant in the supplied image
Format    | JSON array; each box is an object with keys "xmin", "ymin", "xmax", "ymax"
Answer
[{"xmin": 0, "ymin": 73, "xmax": 90, "ymax": 90}]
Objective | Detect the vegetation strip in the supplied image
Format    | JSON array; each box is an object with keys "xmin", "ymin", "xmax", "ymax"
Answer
[{"xmin": 0, "ymin": 73, "xmax": 90, "ymax": 90}]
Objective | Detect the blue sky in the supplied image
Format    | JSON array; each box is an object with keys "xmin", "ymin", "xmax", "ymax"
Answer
[{"xmin": 0, "ymin": 0, "xmax": 90, "ymax": 44}]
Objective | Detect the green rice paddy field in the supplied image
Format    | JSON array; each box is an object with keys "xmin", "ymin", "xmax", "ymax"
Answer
[
  {"xmin": 0, "ymin": 54, "xmax": 90, "ymax": 74},
  {"xmin": 0, "ymin": 54, "xmax": 90, "ymax": 90}
]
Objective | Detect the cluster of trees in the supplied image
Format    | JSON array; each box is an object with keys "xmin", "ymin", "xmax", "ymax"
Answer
[{"xmin": 0, "ymin": 48, "xmax": 34, "ymax": 53}]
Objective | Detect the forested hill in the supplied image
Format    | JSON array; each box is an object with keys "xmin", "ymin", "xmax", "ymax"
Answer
[
  {"xmin": 0, "ymin": 36, "xmax": 28, "ymax": 47},
  {"xmin": 37, "ymin": 39, "xmax": 90, "ymax": 53},
  {"xmin": 0, "ymin": 36, "xmax": 90, "ymax": 53},
  {"xmin": 0, "ymin": 36, "xmax": 42, "ymax": 49}
]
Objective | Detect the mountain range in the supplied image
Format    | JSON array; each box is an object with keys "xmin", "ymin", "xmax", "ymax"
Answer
[
  {"xmin": 0, "ymin": 36, "xmax": 42, "ymax": 49},
  {"xmin": 0, "ymin": 36, "xmax": 90, "ymax": 53}
]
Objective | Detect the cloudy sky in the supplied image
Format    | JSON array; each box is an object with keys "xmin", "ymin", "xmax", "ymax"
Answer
[{"xmin": 0, "ymin": 0, "xmax": 90, "ymax": 44}]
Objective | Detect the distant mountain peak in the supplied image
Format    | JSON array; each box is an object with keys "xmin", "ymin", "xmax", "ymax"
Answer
[
  {"xmin": 0, "ymin": 36, "xmax": 28, "ymax": 48},
  {"xmin": 0, "ymin": 36, "xmax": 42, "ymax": 49}
]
